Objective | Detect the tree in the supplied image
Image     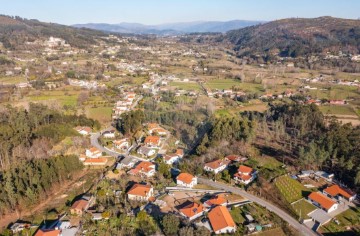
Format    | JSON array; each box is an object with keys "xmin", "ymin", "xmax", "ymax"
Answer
[
  {"xmin": 178, "ymin": 226, "xmax": 194, "ymax": 236},
  {"xmin": 161, "ymin": 214, "xmax": 180, "ymax": 236},
  {"xmin": 159, "ymin": 162, "xmax": 171, "ymax": 179}
]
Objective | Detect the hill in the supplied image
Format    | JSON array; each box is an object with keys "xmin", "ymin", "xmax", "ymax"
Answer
[
  {"xmin": 0, "ymin": 15, "xmax": 105, "ymax": 49},
  {"xmin": 226, "ymin": 17, "xmax": 360, "ymax": 58},
  {"xmin": 73, "ymin": 20, "xmax": 263, "ymax": 35}
]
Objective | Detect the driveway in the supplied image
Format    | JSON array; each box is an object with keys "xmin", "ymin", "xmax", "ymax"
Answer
[{"xmin": 198, "ymin": 177, "xmax": 318, "ymax": 236}]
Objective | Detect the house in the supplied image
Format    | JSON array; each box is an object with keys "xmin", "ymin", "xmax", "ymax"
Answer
[
  {"xmin": 308, "ymin": 192, "xmax": 338, "ymax": 213},
  {"xmin": 83, "ymin": 157, "xmax": 108, "ymax": 166},
  {"xmin": 113, "ymin": 139, "xmax": 130, "ymax": 150},
  {"xmin": 176, "ymin": 173, "xmax": 197, "ymax": 188},
  {"xmin": 127, "ymin": 183, "xmax": 154, "ymax": 201},
  {"xmin": 225, "ymin": 155, "xmax": 242, "ymax": 162},
  {"xmin": 208, "ymin": 206, "xmax": 236, "ymax": 234},
  {"xmin": 203, "ymin": 159, "xmax": 231, "ymax": 174},
  {"xmin": 298, "ymin": 170, "xmax": 315, "ymax": 179},
  {"xmin": 137, "ymin": 146, "xmax": 156, "ymax": 157},
  {"xmin": 175, "ymin": 149, "xmax": 184, "ymax": 158},
  {"xmin": 70, "ymin": 199, "xmax": 90, "ymax": 215},
  {"xmin": 315, "ymin": 171, "xmax": 334, "ymax": 182},
  {"xmin": 144, "ymin": 136, "xmax": 161, "ymax": 148},
  {"xmin": 323, "ymin": 185, "xmax": 357, "ymax": 202},
  {"xmin": 34, "ymin": 229, "xmax": 61, "ymax": 236},
  {"xmin": 85, "ymin": 147, "xmax": 102, "ymax": 158},
  {"xmin": 179, "ymin": 202, "xmax": 204, "ymax": 221},
  {"xmin": 163, "ymin": 153, "xmax": 181, "ymax": 165},
  {"xmin": 116, "ymin": 156, "xmax": 137, "ymax": 170},
  {"xmin": 75, "ymin": 126, "xmax": 92, "ymax": 136},
  {"xmin": 10, "ymin": 222, "xmax": 31, "ymax": 233},
  {"xmin": 233, "ymin": 165, "xmax": 257, "ymax": 185},
  {"xmin": 103, "ymin": 130, "xmax": 116, "ymax": 139},
  {"xmin": 204, "ymin": 194, "xmax": 227, "ymax": 208},
  {"xmin": 127, "ymin": 161, "xmax": 156, "ymax": 177}
]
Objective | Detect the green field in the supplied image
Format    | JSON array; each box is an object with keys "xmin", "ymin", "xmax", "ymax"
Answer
[
  {"xmin": 169, "ymin": 81, "xmax": 202, "ymax": 91},
  {"xmin": 321, "ymin": 207, "xmax": 360, "ymax": 236},
  {"xmin": 292, "ymin": 199, "xmax": 317, "ymax": 219},
  {"xmin": 205, "ymin": 79, "xmax": 263, "ymax": 93},
  {"xmin": 28, "ymin": 90, "xmax": 79, "ymax": 106},
  {"xmin": 307, "ymin": 85, "xmax": 360, "ymax": 100},
  {"xmin": 275, "ymin": 175, "xmax": 310, "ymax": 203},
  {"xmin": 0, "ymin": 76, "xmax": 27, "ymax": 85},
  {"xmin": 86, "ymin": 106, "xmax": 113, "ymax": 124},
  {"xmin": 319, "ymin": 105, "xmax": 358, "ymax": 116}
]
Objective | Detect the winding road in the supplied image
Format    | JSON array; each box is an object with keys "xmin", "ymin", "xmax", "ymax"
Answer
[{"xmin": 198, "ymin": 177, "xmax": 318, "ymax": 236}]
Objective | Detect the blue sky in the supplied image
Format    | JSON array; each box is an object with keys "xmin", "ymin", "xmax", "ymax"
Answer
[{"xmin": 1, "ymin": 0, "xmax": 359, "ymax": 25}]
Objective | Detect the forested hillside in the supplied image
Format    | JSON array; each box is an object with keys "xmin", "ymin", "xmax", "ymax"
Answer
[
  {"xmin": 0, "ymin": 103, "xmax": 100, "ymax": 170},
  {"xmin": 226, "ymin": 17, "xmax": 360, "ymax": 58},
  {"xmin": 0, "ymin": 15, "xmax": 105, "ymax": 49}
]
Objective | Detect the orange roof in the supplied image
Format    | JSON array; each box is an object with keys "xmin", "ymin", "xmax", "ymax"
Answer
[
  {"xmin": 308, "ymin": 192, "xmax": 336, "ymax": 210},
  {"xmin": 225, "ymin": 155, "xmax": 241, "ymax": 161},
  {"xmin": 177, "ymin": 173, "xmax": 195, "ymax": 184},
  {"xmin": 208, "ymin": 206, "xmax": 235, "ymax": 232},
  {"xmin": 234, "ymin": 173, "xmax": 252, "ymax": 181},
  {"xmin": 176, "ymin": 149, "xmax": 184, "ymax": 156},
  {"xmin": 205, "ymin": 159, "xmax": 230, "ymax": 169},
  {"xmin": 113, "ymin": 139, "xmax": 128, "ymax": 145},
  {"xmin": 164, "ymin": 153, "xmax": 179, "ymax": 161},
  {"xmin": 89, "ymin": 147, "xmax": 101, "ymax": 153},
  {"xmin": 35, "ymin": 229, "xmax": 61, "ymax": 236},
  {"xmin": 84, "ymin": 158, "xmax": 107, "ymax": 164},
  {"xmin": 152, "ymin": 127, "xmax": 167, "ymax": 133},
  {"xmin": 147, "ymin": 123, "xmax": 159, "ymax": 129},
  {"xmin": 127, "ymin": 183, "xmax": 152, "ymax": 197},
  {"xmin": 71, "ymin": 199, "xmax": 88, "ymax": 210},
  {"xmin": 133, "ymin": 161, "xmax": 155, "ymax": 173},
  {"xmin": 205, "ymin": 194, "xmax": 227, "ymax": 206},
  {"xmin": 324, "ymin": 185, "xmax": 353, "ymax": 199},
  {"xmin": 179, "ymin": 202, "xmax": 204, "ymax": 218},
  {"xmin": 238, "ymin": 165, "xmax": 253, "ymax": 174},
  {"xmin": 144, "ymin": 136, "xmax": 160, "ymax": 145}
]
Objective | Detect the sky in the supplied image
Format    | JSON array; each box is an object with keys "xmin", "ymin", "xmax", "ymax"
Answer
[{"xmin": 1, "ymin": 0, "xmax": 360, "ymax": 25}]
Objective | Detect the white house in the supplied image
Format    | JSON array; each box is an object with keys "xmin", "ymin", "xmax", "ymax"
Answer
[
  {"xmin": 308, "ymin": 192, "xmax": 338, "ymax": 213},
  {"xmin": 323, "ymin": 185, "xmax": 357, "ymax": 202},
  {"xmin": 113, "ymin": 139, "xmax": 130, "ymax": 150},
  {"xmin": 127, "ymin": 183, "xmax": 153, "ymax": 201},
  {"xmin": 85, "ymin": 147, "xmax": 102, "ymax": 158},
  {"xmin": 137, "ymin": 146, "xmax": 156, "ymax": 157},
  {"xmin": 176, "ymin": 173, "xmax": 197, "ymax": 188},
  {"xmin": 233, "ymin": 165, "xmax": 256, "ymax": 185},
  {"xmin": 127, "ymin": 161, "xmax": 156, "ymax": 177},
  {"xmin": 75, "ymin": 126, "xmax": 92, "ymax": 136},
  {"xmin": 208, "ymin": 206, "xmax": 236, "ymax": 234},
  {"xmin": 103, "ymin": 130, "xmax": 116, "ymax": 139},
  {"xmin": 163, "ymin": 153, "xmax": 181, "ymax": 165},
  {"xmin": 204, "ymin": 159, "xmax": 231, "ymax": 174},
  {"xmin": 179, "ymin": 202, "xmax": 204, "ymax": 221}
]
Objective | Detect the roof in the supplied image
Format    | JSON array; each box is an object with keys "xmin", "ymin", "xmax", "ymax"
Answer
[
  {"xmin": 308, "ymin": 209, "xmax": 332, "ymax": 225},
  {"xmin": 324, "ymin": 185, "xmax": 354, "ymax": 199},
  {"xmin": 234, "ymin": 173, "xmax": 252, "ymax": 181},
  {"xmin": 208, "ymin": 206, "xmax": 235, "ymax": 232},
  {"xmin": 84, "ymin": 158, "xmax": 107, "ymax": 164},
  {"xmin": 204, "ymin": 159, "xmax": 230, "ymax": 170},
  {"xmin": 35, "ymin": 229, "xmax": 61, "ymax": 236},
  {"xmin": 127, "ymin": 183, "xmax": 152, "ymax": 197},
  {"xmin": 164, "ymin": 153, "xmax": 179, "ymax": 161},
  {"xmin": 205, "ymin": 194, "xmax": 227, "ymax": 206},
  {"xmin": 225, "ymin": 155, "xmax": 241, "ymax": 161},
  {"xmin": 308, "ymin": 192, "xmax": 336, "ymax": 210},
  {"xmin": 147, "ymin": 123, "xmax": 159, "ymax": 129},
  {"xmin": 113, "ymin": 139, "xmax": 128, "ymax": 145},
  {"xmin": 133, "ymin": 161, "xmax": 155, "ymax": 173},
  {"xmin": 138, "ymin": 146, "xmax": 153, "ymax": 154},
  {"xmin": 176, "ymin": 149, "xmax": 184, "ymax": 156},
  {"xmin": 177, "ymin": 173, "xmax": 195, "ymax": 184},
  {"xmin": 88, "ymin": 147, "xmax": 101, "ymax": 153},
  {"xmin": 238, "ymin": 165, "xmax": 253, "ymax": 174},
  {"xmin": 179, "ymin": 202, "xmax": 204, "ymax": 218},
  {"xmin": 71, "ymin": 199, "xmax": 88, "ymax": 210},
  {"xmin": 144, "ymin": 136, "xmax": 160, "ymax": 145}
]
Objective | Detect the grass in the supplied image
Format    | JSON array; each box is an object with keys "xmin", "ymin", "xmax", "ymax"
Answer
[
  {"xmin": 321, "ymin": 207, "xmax": 360, "ymax": 236},
  {"xmin": 230, "ymin": 206, "xmax": 246, "ymax": 225},
  {"xmin": 205, "ymin": 79, "xmax": 263, "ymax": 93},
  {"xmin": 0, "ymin": 76, "xmax": 27, "ymax": 84},
  {"xmin": 169, "ymin": 81, "xmax": 202, "ymax": 91},
  {"xmin": 275, "ymin": 175, "xmax": 309, "ymax": 203},
  {"xmin": 252, "ymin": 156, "xmax": 283, "ymax": 170},
  {"xmin": 27, "ymin": 89, "xmax": 81, "ymax": 107},
  {"xmin": 319, "ymin": 105, "xmax": 358, "ymax": 116},
  {"xmin": 255, "ymin": 228, "xmax": 286, "ymax": 236},
  {"xmin": 291, "ymin": 199, "xmax": 317, "ymax": 219},
  {"xmin": 85, "ymin": 106, "xmax": 113, "ymax": 124}
]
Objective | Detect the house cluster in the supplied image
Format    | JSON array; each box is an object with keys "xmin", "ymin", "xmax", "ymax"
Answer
[
  {"xmin": 112, "ymin": 91, "xmax": 137, "ymax": 119},
  {"xmin": 68, "ymin": 78, "xmax": 105, "ymax": 89},
  {"xmin": 137, "ymin": 123, "xmax": 168, "ymax": 158},
  {"xmin": 79, "ymin": 146, "xmax": 108, "ymax": 166},
  {"xmin": 203, "ymin": 156, "xmax": 256, "ymax": 185}
]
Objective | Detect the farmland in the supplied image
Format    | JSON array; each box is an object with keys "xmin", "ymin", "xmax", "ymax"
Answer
[{"xmin": 275, "ymin": 175, "xmax": 310, "ymax": 203}]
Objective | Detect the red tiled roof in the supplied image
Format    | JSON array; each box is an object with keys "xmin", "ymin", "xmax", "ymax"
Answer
[
  {"xmin": 179, "ymin": 202, "xmax": 204, "ymax": 218},
  {"xmin": 127, "ymin": 183, "xmax": 152, "ymax": 197},
  {"xmin": 234, "ymin": 173, "xmax": 252, "ymax": 181},
  {"xmin": 35, "ymin": 229, "xmax": 61, "ymax": 236},
  {"xmin": 144, "ymin": 136, "xmax": 160, "ymax": 145},
  {"xmin": 177, "ymin": 173, "xmax": 195, "ymax": 184},
  {"xmin": 208, "ymin": 206, "xmax": 235, "ymax": 232},
  {"xmin": 204, "ymin": 159, "xmax": 230, "ymax": 170},
  {"xmin": 308, "ymin": 192, "xmax": 336, "ymax": 210},
  {"xmin": 238, "ymin": 165, "xmax": 253, "ymax": 174},
  {"xmin": 84, "ymin": 158, "xmax": 107, "ymax": 164},
  {"xmin": 324, "ymin": 185, "xmax": 354, "ymax": 199},
  {"xmin": 71, "ymin": 199, "xmax": 88, "ymax": 210},
  {"xmin": 205, "ymin": 194, "xmax": 227, "ymax": 206}
]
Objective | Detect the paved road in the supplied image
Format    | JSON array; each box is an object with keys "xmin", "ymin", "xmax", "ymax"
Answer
[{"xmin": 198, "ymin": 177, "xmax": 318, "ymax": 236}]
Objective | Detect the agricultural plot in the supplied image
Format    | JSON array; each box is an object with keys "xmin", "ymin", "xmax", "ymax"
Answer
[
  {"xmin": 292, "ymin": 199, "xmax": 317, "ymax": 219},
  {"xmin": 85, "ymin": 106, "xmax": 113, "ymax": 124},
  {"xmin": 275, "ymin": 175, "xmax": 309, "ymax": 203},
  {"xmin": 169, "ymin": 81, "xmax": 202, "ymax": 91},
  {"xmin": 205, "ymin": 79, "xmax": 264, "ymax": 93},
  {"xmin": 319, "ymin": 105, "xmax": 358, "ymax": 116},
  {"xmin": 321, "ymin": 207, "xmax": 360, "ymax": 235}
]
